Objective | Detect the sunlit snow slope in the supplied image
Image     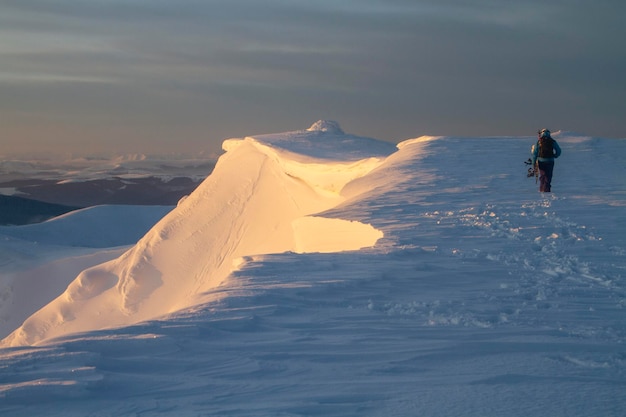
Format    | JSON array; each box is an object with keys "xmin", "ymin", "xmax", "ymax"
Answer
[
  {"xmin": 2, "ymin": 121, "xmax": 395, "ymax": 346},
  {"xmin": 1, "ymin": 124, "xmax": 625, "ymax": 416},
  {"xmin": 0, "ymin": 205, "xmax": 175, "ymax": 339}
]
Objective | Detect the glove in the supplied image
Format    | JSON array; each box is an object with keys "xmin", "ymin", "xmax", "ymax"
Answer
[{"xmin": 527, "ymin": 167, "xmax": 535, "ymax": 177}]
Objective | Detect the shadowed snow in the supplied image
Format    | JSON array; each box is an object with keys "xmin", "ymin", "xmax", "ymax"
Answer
[{"xmin": 0, "ymin": 124, "xmax": 625, "ymax": 417}]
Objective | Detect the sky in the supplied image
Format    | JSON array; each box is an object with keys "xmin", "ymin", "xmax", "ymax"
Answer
[{"xmin": 1, "ymin": 0, "xmax": 625, "ymax": 156}]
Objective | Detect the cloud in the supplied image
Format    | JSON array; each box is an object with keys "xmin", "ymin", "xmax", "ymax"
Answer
[{"xmin": 1, "ymin": 0, "xmax": 625, "ymax": 155}]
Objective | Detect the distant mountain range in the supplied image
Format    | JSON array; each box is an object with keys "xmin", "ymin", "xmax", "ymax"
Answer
[
  {"xmin": 0, "ymin": 194, "xmax": 80, "ymax": 225},
  {"xmin": 0, "ymin": 176, "xmax": 204, "ymax": 225}
]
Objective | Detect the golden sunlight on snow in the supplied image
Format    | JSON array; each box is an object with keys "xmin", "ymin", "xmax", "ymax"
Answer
[
  {"xmin": 1, "ymin": 121, "xmax": 392, "ymax": 347},
  {"xmin": 292, "ymin": 216, "xmax": 383, "ymax": 254}
]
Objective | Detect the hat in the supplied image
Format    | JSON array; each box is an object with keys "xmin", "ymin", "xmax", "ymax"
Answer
[{"xmin": 538, "ymin": 128, "xmax": 551, "ymax": 138}]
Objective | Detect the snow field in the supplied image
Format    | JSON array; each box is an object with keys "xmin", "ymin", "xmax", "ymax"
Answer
[{"xmin": 0, "ymin": 123, "xmax": 624, "ymax": 416}]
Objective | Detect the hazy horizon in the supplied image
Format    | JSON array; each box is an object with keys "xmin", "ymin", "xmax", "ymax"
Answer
[{"xmin": 2, "ymin": 1, "xmax": 625, "ymax": 156}]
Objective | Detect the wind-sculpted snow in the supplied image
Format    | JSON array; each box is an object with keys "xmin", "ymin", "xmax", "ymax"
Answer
[
  {"xmin": 1, "ymin": 125, "xmax": 625, "ymax": 416},
  {"xmin": 1, "ymin": 121, "xmax": 395, "ymax": 346}
]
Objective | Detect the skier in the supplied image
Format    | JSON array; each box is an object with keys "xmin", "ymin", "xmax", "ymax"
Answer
[{"xmin": 531, "ymin": 128, "xmax": 562, "ymax": 192}]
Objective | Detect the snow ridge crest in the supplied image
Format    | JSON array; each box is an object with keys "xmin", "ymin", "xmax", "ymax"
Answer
[
  {"xmin": 1, "ymin": 121, "xmax": 386, "ymax": 347},
  {"xmin": 306, "ymin": 120, "xmax": 344, "ymax": 134}
]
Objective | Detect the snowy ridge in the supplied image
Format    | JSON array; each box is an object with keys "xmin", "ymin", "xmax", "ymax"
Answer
[
  {"xmin": 1, "ymin": 126, "xmax": 625, "ymax": 416},
  {"xmin": 0, "ymin": 205, "xmax": 175, "ymax": 339},
  {"xmin": 0, "ymin": 205, "xmax": 173, "ymax": 248},
  {"xmin": 2, "ymin": 121, "xmax": 395, "ymax": 347}
]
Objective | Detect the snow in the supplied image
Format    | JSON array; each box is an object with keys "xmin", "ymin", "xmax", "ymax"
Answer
[
  {"xmin": 0, "ymin": 121, "xmax": 625, "ymax": 416},
  {"xmin": 0, "ymin": 205, "xmax": 174, "ymax": 345},
  {"xmin": 1, "ymin": 123, "xmax": 395, "ymax": 347},
  {"xmin": 0, "ymin": 205, "xmax": 174, "ymax": 248}
]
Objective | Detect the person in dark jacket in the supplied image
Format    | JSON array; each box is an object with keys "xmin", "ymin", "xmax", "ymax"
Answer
[{"xmin": 531, "ymin": 128, "xmax": 562, "ymax": 192}]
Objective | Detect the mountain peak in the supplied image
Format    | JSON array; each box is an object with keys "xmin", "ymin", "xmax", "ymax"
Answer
[{"xmin": 306, "ymin": 120, "xmax": 344, "ymax": 134}]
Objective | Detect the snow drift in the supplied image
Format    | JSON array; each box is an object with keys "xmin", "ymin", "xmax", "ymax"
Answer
[
  {"xmin": 1, "ymin": 124, "xmax": 625, "ymax": 416},
  {"xmin": 2, "ymin": 121, "xmax": 395, "ymax": 346}
]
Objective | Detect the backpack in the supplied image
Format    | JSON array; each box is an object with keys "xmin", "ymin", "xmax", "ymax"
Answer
[{"xmin": 538, "ymin": 136, "xmax": 555, "ymax": 158}]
